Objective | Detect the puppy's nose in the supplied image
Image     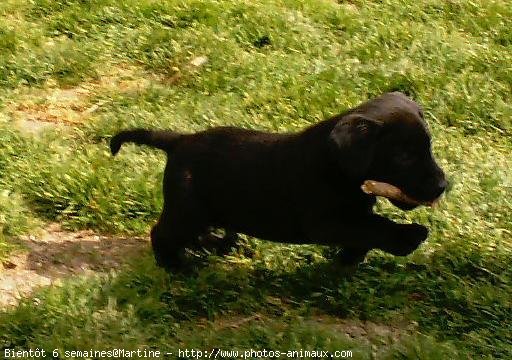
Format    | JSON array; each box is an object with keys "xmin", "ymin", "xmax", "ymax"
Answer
[{"xmin": 434, "ymin": 178, "xmax": 447, "ymax": 198}]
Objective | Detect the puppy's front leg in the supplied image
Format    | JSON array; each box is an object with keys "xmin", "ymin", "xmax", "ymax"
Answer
[
  {"xmin": 381, "ymin": 222, "xmax": 429, "ymax": 256},
  {"xmin": 307, "ymin": 215, "xmax": 428, "ymax": 262}
]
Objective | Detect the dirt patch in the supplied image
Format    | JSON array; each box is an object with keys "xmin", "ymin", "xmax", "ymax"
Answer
[
  {"xmin": 10, "ymin": 87, "xmax": 91, "ymax": 129},
  {"xmin": 306, "ymin": 315, "xmax": 417, "ymax": 345},
  {"xmin": 0, "ymin": 223, "xmax": 147, "ymax": 308},
  {"xmin": 8, "ymin": 64, "xmax": 154, "ymax": 134},
  {"xmin": 208, "ymin": 312, "xmax": 416, "ymax": 342}
]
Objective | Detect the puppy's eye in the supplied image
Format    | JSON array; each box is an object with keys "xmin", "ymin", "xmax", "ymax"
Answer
[{"xmin": 394, "ymin": 152, "xmax": 415, "ymax": 165}]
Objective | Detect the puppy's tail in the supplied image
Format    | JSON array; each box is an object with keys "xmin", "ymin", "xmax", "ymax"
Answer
[{"xmin": 110, "ymin": 129, "xmax": 183, "ymax": 155}]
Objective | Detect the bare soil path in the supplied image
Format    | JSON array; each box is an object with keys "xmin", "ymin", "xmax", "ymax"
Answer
[{"xmin": 0, "ymin": 223, "xmax": 147, "ymax": 307}]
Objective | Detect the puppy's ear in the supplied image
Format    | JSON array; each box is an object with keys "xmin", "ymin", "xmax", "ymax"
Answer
[{"xmin": 329, "ymin": 114, "xmax": 383, "ymax": 180}]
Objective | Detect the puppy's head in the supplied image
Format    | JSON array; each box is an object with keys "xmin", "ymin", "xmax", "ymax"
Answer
[{"xmin": 329, "ymin": 92, "xmax": 447, "ymax": 209}]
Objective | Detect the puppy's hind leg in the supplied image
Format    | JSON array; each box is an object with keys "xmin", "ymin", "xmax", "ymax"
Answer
[
  {"xmin": 150, "ymin": 217, "xmax": 189, "ymax": 270},
  {"xmin": 151, "ymin": 170, "xmax": 207, "ymax": 270}
]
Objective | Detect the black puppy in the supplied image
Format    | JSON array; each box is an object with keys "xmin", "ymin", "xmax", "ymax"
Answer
[{"xmin": 111, "ymin": 92, "xmax": 447, "ymax": 269}]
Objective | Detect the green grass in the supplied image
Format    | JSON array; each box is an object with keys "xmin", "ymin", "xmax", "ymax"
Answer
[{"xmin": 0, "ymin": 0, "xmax": 511, "ymax": 357}]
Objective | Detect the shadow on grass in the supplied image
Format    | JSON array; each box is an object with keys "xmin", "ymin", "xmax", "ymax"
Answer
[{"xmin": 1, "ymin": 238, "xmax": 510, "ymax": 357}]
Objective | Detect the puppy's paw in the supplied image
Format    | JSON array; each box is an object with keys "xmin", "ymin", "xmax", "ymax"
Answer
[
  {"xmin": 335, "ymin": 247, "xmax": 369, "ymax": 266},
  {"xmin": 385, "ymin": 223, "xmax": 428, "ymax": 256},
  {"xmin": 154, "ymin": 250, "xmax": 187, "ymax": 272},
  {"xmin": 402, "ymin": 223, "xmax": 429, "ymax": 243}
]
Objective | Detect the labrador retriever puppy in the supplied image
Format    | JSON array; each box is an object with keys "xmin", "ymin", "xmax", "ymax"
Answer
[{"xmin": 110, "ymin": 92, "xmax": 447, "ymax": 269}]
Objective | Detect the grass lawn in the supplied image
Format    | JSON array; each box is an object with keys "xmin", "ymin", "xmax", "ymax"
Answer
[{"xmin": 0, "ymin": 0, "xmax": 511, "ymax": 358}]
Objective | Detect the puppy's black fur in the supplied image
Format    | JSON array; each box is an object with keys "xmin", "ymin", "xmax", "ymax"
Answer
[{"xmin": 111, "ymin": 92, "xmax": 447, "ymax": 269}]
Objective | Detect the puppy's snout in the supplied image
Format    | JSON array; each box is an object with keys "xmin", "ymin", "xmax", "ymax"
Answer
[{"xmin": 420, "ymin": 173, "xmax": 447, "ymax": 201}]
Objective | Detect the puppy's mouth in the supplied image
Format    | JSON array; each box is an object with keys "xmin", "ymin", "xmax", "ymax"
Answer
[{"xmin": 361, "ymin": 180, "xmax": 441, "ymax": 208}]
